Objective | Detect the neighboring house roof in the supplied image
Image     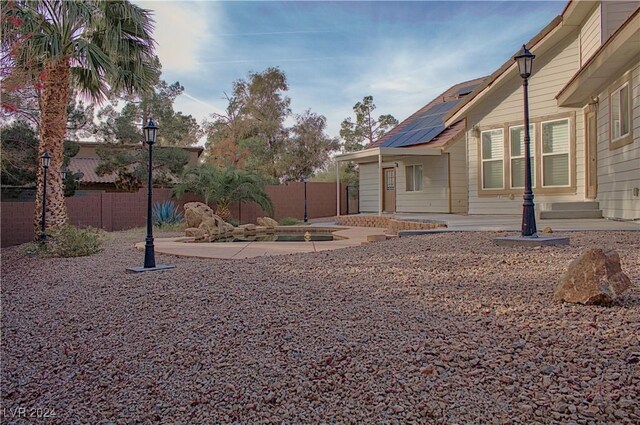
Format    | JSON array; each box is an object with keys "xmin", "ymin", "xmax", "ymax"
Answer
[
  {"xmin": 368, "ymin": 77, "xmax": 487, "ymax": 150},
  {"xmin": 69, "ymin": 157, "xmax": 117, "ymax": 184}
]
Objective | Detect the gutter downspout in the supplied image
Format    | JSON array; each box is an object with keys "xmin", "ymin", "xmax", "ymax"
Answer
[{"xmin": 378, "ymin": 151, "xmax": 383, "ymax": 216}]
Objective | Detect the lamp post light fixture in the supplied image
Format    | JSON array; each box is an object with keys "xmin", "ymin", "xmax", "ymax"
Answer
[
  {"xmin": 514, "ymin": 45, "xmax": 537, "ymax": 237},
  {"xmin": 61, "ymin": 166, "xmax": 68, "ymax": 181},
  {"xmin": 303, "ymin": 177, "xmax": 308, "ymax": 223},
  {"xmin": 128, "ymin": 118, "xmax": 175, "ymax": 273},
  {"xmin": 40, "ymin": 152, "xmax": 51, "ymax": 242}
]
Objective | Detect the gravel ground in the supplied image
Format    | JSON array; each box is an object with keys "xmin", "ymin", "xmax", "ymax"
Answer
[{"xmin": 1, "ymin": 230, "xmax": 639, "ymax": 424}]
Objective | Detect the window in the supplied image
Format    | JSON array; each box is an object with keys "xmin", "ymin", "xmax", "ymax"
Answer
[
  {"xmin": 611, "ymin": 82, "xmax": 630, "ymax": 142},
  {"xmin": 385, "ymin": 169, "xmax": 395, "ymax": 190},
  {"xmin": 481, "ymin": 129, "xmax": 504, "ymax": 189},
  {"xmin": 510, "ymin": 125, "xmax": 535, "ymax": 189},
  {"xmin": 541, "ymin": 119, "xmax": 570, "ymax": 187},
  {"xmin": 405, "ymin": 165, "xmax": 423, "ymax": 191}
]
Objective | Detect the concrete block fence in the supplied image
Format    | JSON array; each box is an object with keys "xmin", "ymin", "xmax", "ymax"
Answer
[{"xmin": 1, "ymin": 182, "xmax": 352, "ymax": 247}]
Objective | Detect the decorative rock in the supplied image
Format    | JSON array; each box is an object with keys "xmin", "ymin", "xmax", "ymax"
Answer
[
  {"xmin": 543, "ymin": 227, "xmax": 553, "ymax": 233},
  {"xmin": 238, "ymin": 224, "xmax": 256, "ymax": 231},
  {"xmin": 257, "ymin": 217, "xmax": 278, "ymax": 229},
  {"xmin": 184, "ymin": 202, "xmax": 215, "ymax": 228},
  {"xmin": 183, "ymin": 202, "xmax": 234, "ymax": 239},
  {"xmin": 185, "ymin": 227, "xmax": 206, "ymax": 240},
  {"xmin": 554, "ymin": 249, "xmax": 631, "ymax": 305}
]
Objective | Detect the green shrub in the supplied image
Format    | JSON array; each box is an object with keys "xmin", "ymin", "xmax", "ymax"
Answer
[
  {"xmin": 279, "ymin": 217, "xmax": 298, "ymax": 226},
  {"xmin": 227, "ymin": 218, "xmax": 240, "ymax": 227},
  {"xmin": 27, "ymin": 225, "xmax": 106, "ymax": 258}
]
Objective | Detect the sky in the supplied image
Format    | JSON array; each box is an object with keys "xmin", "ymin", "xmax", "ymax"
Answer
[{"xmin": 132, "ymin": 0, "xmax": 567, "ymax": 144}]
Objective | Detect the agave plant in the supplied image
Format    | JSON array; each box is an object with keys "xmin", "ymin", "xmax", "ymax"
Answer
[{"xmin": 152, "ymin": 200, "xmax": 184, "ymax": 226}]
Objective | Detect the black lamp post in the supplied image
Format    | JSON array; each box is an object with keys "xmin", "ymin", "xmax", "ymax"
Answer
[
  {"xmin": 514, "ymin": 45, "xmax": 537, "ymax": 237},
  {"xmin": 143, "ymin": 118, "xmax": 158, "ymax": 268},
  {"xmin": 303, "ymin": 177, "xmax": 308, "ymax": 223},
  {"xmin": 40, "ymin": 152, "xmax": 51, "ymax": 242},
  {"xmin": 128, "ymin": 118, "xmax": 174, "ymax": 272},
  {"xmin": 61, "ymin": 167, "xmax": 67, "ymax": 180}
]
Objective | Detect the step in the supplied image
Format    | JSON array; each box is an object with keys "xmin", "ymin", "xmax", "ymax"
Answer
[
  {"xmin": 539, "ymin": 209, "xmax": 603, "ymax": 219},
  {"xmin": 546, "ymin": 201, "xmax": 600, "ymax": 211}
]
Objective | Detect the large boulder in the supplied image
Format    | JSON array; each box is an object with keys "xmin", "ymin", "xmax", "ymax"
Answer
[
  {"xmin": 184, "ymin": 202, "xmax": 215, "ymax": 228},
  {"xmin": 554, "ymin": 249, "xmax": 632, "ymax": 305},
  {"xmin": 257, "ymin": 217, "xmax": 278, "ymax": 229},
  {"xmin": 183, "ymin": 202, "xmax": 234, "ymax": 239}
]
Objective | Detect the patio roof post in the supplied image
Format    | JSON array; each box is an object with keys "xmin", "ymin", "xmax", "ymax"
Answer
[
  {"xmin": 378, "ymin": 151, "xmax": 382, "ymax": 216},
  {"xmin": 336, "ymin": 161, "xmax": 340, "ymax": 217}
]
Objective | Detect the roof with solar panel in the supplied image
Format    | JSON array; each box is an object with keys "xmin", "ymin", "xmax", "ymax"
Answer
[{"xmin": 367, "ymin": 77, "xmax": 487, "ymax": 149}]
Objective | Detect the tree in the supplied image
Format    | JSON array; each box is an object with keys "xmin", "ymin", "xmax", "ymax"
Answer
[
  {"xmin": 1, "ymin": 120, "xmax": 82, "ymax": 196},
  {"xmin": 95, "ymin": 144, "xmax": 190, "ymax": 192},
  {"xmin": 1, "ymin": 0, "xmax": 158, "ymax": 237},
  {"xmin": 205, "ymin": 67, "xmax": 290, "ymax": 178},
  {"xmin": 96, "ymin": 76, "xmax": 201, "ymax": 146},
  {"xmin": 173, "ymin": 165, "xmax": 274, "ymax": 221},
  {"xmin": 340, "ymin": 96, "xmax": 398, "ymax": 151},
  {"xmin": 280, "ymin": 110, "xmax": 340, "ymax": 182}
]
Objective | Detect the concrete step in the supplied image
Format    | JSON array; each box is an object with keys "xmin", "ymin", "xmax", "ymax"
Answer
[
  {"xmin": 546, "ymin": 201, "xmax": 600, "ymax": 211},
  {"xmin": 539, "ymin": 209, "xmax": 603, "ymax": 219}
]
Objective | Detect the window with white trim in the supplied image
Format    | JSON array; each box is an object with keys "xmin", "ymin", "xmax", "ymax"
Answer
[
  {"xmin": 405, "ymin": 165, "xmax": 423, "ymax": 191},
  {"xmin": 611, "ymin": 82, "xmax": 630, "ymax": 141},
  {"xmin": 541, "ymin": 119, "xmax": 570, "ymax": 187},
  {"xmin": 481, "ymin": 129, "xmax": 504, "ymax": 189},
  {"xmin": 509, "ymin": 124, "xmax": 535, "ymax": 189}
]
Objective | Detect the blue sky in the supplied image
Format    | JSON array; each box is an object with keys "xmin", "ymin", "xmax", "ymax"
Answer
[{"xmin": 133, "ymin": 1, "xmax": 566, "ymax": 143}]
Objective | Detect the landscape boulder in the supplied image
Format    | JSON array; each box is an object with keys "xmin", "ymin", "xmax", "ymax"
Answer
[
  {"xmin": 185, "ymin": 227, "xmax": 206, "ymax": 240},
  {"xmin": 183, "ymin": 202, "xmax": 234, "ymax": 239},
  {"xmin": 184, "ymin": 202, "xmax": 215, "ymax": 228},
  {"xmin": 257, "ymin": 217, "xmax": 278, "ymax": 229},
  {"xmin": 554, "ymin": 249, "xmax": 632, "ymax": 305}
]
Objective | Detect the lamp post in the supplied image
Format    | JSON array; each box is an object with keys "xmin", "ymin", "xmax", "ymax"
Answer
[
  {"xmin": 128, "ymin": 118, "xmax": 174, "ymax": 272},
  {"xmin": 40, "ymin": 152, "xmax": 51, "ymax": 242},
  {"xmin": 514, "ymin": 45, "xmax": 537, "ymax": 237},
  {"xmin": 61, "ymin": 167, "xmax": 67, "ymax": 181},
  {"xmin": 303, "ymin": 177, "xmax": 308, "ymax": 223}
]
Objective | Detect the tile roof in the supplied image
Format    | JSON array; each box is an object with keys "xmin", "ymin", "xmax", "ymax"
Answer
[
  {"xmin": 368, "ymin": 77, "xmax": 487, "ymax": 150},
  {"xmin": 68, "ymin": 157, "xmax": 117, "ymax": 184}
]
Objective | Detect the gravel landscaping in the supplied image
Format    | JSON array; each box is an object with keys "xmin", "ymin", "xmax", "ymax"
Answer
[{"xmin": 1, "ymin": 230, "xmax": 639, "ymax": 424}]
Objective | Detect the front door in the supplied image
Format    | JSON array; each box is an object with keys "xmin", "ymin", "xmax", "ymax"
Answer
[
  {"xmin": 383, "ymin": 167, "xmax": 396, "ymax": 212},
  {"xmin": 585, "ymin": 111, "xmax": 598, "ymax": 199}
]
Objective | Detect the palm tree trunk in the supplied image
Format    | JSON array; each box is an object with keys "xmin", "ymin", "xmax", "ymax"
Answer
[
  {"xmin": 34, "ymin": 58, "xmax": 70, "ymax": 238},
  {"xmin": 215, "ymin": 202, "xmax": 232, "ymax": 222}
]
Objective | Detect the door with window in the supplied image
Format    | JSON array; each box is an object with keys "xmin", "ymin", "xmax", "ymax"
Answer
[{"xmin": 383, "ymin": 168, "xmax": 396, "ymax": 212}]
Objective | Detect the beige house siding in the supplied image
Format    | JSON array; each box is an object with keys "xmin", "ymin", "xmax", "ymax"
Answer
[
  {"xmin": 395, "ymin": 156, "xmax": 450, "ymax": 213},
  {"xmin": 580, "ymin": 4, "xmax": 601, "ymax": 65},
  {"xmin": 602, "ymin": 1, "xmax": 640, "ymax": 41},
  {"xmin": 358, "ymin": 162, "xmax": 380, "ymax": 213},
  {"xmin": 466, "ymin": 32, "xmax": 586, "ymax": 214},
  {"xmin": 594, "ymin": 64, "xmax": 640, "ymax": 219},
  {"xmin": 445, "ymin": 138, "xmax": 469, "ymax": 213}
]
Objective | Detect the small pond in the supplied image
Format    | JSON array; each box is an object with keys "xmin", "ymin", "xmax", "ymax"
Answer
[{"xmin": 206, "ymin": 232, "xmax": 337, "ymax": 243}]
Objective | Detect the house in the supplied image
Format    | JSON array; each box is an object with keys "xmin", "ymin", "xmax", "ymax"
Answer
[
  {"xmin": 444, "ymin": 0, "xmax": 639, "ymax": 220},
  {"xmin": 70, "ymin": 142, "xmax": 203, "ymax": 191},
  {"xmin": 335, "ymin": 78, "xmax": 486, "ymax": 215}
]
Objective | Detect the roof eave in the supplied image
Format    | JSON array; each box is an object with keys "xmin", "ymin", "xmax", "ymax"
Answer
[{"xmin": 557, "ymin": 8, "xmax": 640, "ymax": 107}]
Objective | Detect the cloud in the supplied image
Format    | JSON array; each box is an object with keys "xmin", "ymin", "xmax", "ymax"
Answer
[{"xmin": 134, "ymin": 0, "xmax": 218, "ymax": 74}]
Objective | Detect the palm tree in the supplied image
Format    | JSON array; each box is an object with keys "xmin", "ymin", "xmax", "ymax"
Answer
[
  {"xmin": 1, "ymin": 0, "xmax": 158, "ymax": 237},
  {"xmin": 173, "ymin": 165, "xmax": 274, "ymax": 221}
]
